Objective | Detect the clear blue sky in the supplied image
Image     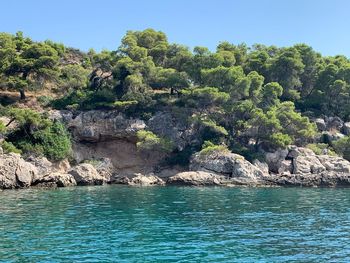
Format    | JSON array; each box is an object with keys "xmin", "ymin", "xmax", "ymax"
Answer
[{"xmin": 1, "ymin": 0, "xmax": 349, "ymax": 56}]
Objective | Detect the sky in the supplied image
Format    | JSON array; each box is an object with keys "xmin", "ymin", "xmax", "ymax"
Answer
[{"xmin": 1, "ymin": 0, "xmax": 350, "ymax": 56}]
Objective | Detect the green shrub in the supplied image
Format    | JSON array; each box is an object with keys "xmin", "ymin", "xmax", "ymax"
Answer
[
  {"xmin": 136, "ymin": 130, "xmax": 173, "ymax": 153},
  {"xmin": 1, "ymin": 141, "xmax": 22, "ymax": 154},
  {"xmin": 333, "ymin": 137, "xmax": 350, "ymax": 160},
  {"xmin": 199, "ymin": 141, "xmax": 229, "ymax": 156},
  {"xmin": 307, "ymin": 143, "xmax": 337, "ymax": 156}
]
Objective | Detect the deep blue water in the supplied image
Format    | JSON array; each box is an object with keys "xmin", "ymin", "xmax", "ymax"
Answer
[{"xmin": 1, "ymin": 185, "xmax": 350, "ymax": 262}]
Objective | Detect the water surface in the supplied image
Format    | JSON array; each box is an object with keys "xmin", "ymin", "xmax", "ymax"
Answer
[{"xmin": 1, "ymin": 186, "xmax": 350, "ymax": 262}]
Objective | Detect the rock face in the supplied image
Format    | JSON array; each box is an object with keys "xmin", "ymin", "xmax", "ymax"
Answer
[
  {"xmin": 68, "ymin": 163, "xmax": 106, "ymax": 185},
  {"xmin": 0, "ymin": 153, "xmax": 37, "ymax": 189},
  {"xmin": 167, "ymin": 171, "xmax": 222, "ymax": 186},
  {"xmin": 51, "ymin": 110, "xmax": 165, "ymax": 176},
  {"xmin": 62, "ymin": 110, "xmax": 146, "ymax": 142},
  {"xmin": 148, "ymin": 112, "xmax": 197, "ymax": 151},
  {"xmin": 190, "ymin": 151, "xmax": 268, "ymax": 180},
  {"xmin": 33, "ymin": 172, "xmax": 77, "ymax": 187}
]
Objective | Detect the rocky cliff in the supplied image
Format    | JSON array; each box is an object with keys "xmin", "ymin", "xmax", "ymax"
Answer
[{"xmin": 2, "ymin": 110, "xmax": 350, "ymax": 189}]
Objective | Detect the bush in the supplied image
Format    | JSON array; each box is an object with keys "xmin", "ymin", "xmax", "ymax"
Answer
[
  {"xmin": 3, "ymin": 108, "xmax": 72, "ymax": 161},
  {"xmin": 307, "ymin": 143, "xmax": 337, "ymax": 156},
  {"xmin": 1, "ymin": 141, "xmax": 22, "ymax": 154},
  {"xmin": 136, "ymin": 130, "xmax": 173, "ymax": 153},
  {"xmin": 199, "ymin": 141, "xmax": 229, "ymax": 156},
  {"xmin": 333, "ymin": 137, "xmax": 350, "ymax": 160}
]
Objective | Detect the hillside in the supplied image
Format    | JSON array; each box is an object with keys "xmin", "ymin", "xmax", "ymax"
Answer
[{"xmin": 1, "ymin": 29, "xmax": 350, "ymax": 188}]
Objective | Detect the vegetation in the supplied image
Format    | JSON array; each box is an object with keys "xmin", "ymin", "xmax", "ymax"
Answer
[
  {"xmin": 0, "ymin": 108, "xmax": 71, "ymax": 160},
  {"xmin": 1, "ymin": 29, "xmax": 350, "ymax": 162}
]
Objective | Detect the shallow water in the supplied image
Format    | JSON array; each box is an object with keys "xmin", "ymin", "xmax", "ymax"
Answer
[{"xmin": 1, "ymin": 185, "xmax": 350, "ymax": 262}]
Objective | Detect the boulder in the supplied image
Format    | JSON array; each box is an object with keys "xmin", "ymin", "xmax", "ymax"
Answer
[
  {"xmin": 128, "ymin": 174, "xmax": 165, "ymax": 186},
  {"xmin": 278, "ymin": 160, "xmax": 293, "ymax": 174},
  {"xmin": 167, "ymin": 171, "xmax": 222, "ymax": 186},
  {"xmin": 27, "ymin": 156, "xmax": 53, "ymax": 181},
  {"xmin": 287, "ymin": 146, "xmax": 315, "ymax": 158},
  {"xmin": 314, "ymin": 118, "xmax": 326, "ymax": 132},
  {"xmin": 265, "ymin": 149, "xmax": 289, "ymax": 173},
  {"xmin": 253, "ymin": 159, "xmax": 269, "ymax": 174},
  {"xmin": 0, "ymin": 153, "xmax": 37, "ymax": 189},
  {"xmin": 34, "ymin": 172, "xmax": 77, "ymax": 187},
  {"xmin": 53, "ymin": 159, "xmax": 71, "ymax": 173},
  {"xmin": 317, "ymin": 155, "xmax": 350, "ymax": 173},
  {"xmin": 326, "ymin": 116, "xmax": 344, "ymax": 131},
  {"xmin": 91, "ymin": 158, "xmax": 114, "ymax": 182},
  {"xmin": 293, "ymin": 155, "xmax": 325, "ymax": 174},
  {"xmin": 190, "ymin": 151, "xmax": 267, "ymax": 180},
  {"xmin": 68, "ymin": 163, "xmax": 106, "ymax": 185}
]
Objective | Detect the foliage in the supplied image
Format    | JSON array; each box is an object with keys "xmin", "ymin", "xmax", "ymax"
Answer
[
  {"xmin": 1, "ymin": 141, "xmax": 22, "ymax": 154},
  {"xmin": 199, "ymin": 141, "xmax": 229, "ymax": 156},
  {"xmin": 2, "ymin": 108, "xmax": 71, "ymax": 160},
  {"xmin": 333, "ymin": 136, "xmax": 350, "ymax": 161},
  {"xmin": 136, "ymin": 130, "xmax": 173, "ymax": 153}
]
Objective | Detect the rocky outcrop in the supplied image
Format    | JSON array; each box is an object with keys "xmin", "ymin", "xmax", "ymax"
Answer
[
  {"xmin": 0, "ymin": 153, "xmax": 37, "ymax": 189},
  {"xmin": 33, "ymin": 172, "xmax": 77, "ymax": 187},
  {"xmin": 114, "ymin": 174, "xmax": 165, "ymax": 186},
  {"xmin": 148, "ymin": 112, "xmax": 197, "ymax": 151},
  {"xmin": 60, "ymin": 110, "xmax": 146, "ymax": 142},
  {"xmin": 68, "ymin": 163, "xmax": 106, "ymax": 185},
  {"xmin": 263, "ymin": 146, "xmax": 350, "ymax": 187},
  {"xmin": 190, "ymin": 151, "xmax": 268, "ymax": 180},
  {"xmin": 167, "ymin": 171, "xmax": 222, "ymax": 186}
]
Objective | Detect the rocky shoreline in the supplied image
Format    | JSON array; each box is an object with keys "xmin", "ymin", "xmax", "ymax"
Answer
[
  {"xmin": 2, "ymin": 110, "xmax": 350, "ymax": 190},
  {"xmin": 2, "ymin": 144, "xmax": 350, "ymax": 190}
]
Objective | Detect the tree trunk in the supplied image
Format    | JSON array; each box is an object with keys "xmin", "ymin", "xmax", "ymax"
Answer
[{"xmin": 19, "ymin": 89, "xmax": 26, "ymax": 100}]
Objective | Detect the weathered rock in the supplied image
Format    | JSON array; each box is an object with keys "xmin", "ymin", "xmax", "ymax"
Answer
[
  {"xmin": 264, "ymin": 172, "xmax": 350, "ymax": 187},
  {"xmin": 314, "ymin": 118, "xmax": 326, "ymax": 131},
  {"xmin": 288, "ymin": 146, "xmax": 315, "ymax": 158},
  {"xmin": 0, "ymin": 153, "xmax": 37, "ymax": 189},
  {"xmin": 148, "ymin": 112, "xmax": 197, "ymax": 151},
  {"xmin": 265, "ymin": 149, "xmax": 289, "ymax": 173},
  {"xmin": 326, "ymin": 116, "xmax": 344, "ymax": 131},
  {"xmin": 321, "ymin": 131, "xmax": 345, "ymax": 143},
  {"xmin": 34, "ymin": 172, "xmax": 77, "ymax": 187},
  {"xmin": 53, "ymin": 159, "xmax": 71, "ymax": 173},
  {"xmin": 167, "ymin": 171, "xmax": 222, "ymax": 186},
  {"xmin": 253, "ymin": 159, "xmax": 269, "ymax": 174},
  {"xmin": 317, "ymin": 155, "xmax": 350, "ymax": 173},
  {"xmin": 293, "ymin": 155, "xmax": 325, "ymax": 174},
  {"xmin": 190, "ymin": 151, "xmax": 267, "ymax": 180},
  {"xmin": 68, "ymin": 163, "xmax": 106, "ymax": 185},
  {"xmin": 65, "ymin": 110, "xmax": 146, "ymax": 142},
  {"xmin": 91, "ymin": 158, "xmax": 114, "ymax": 181},
  {"xmin": 278, "ymin": 160, "xmax": 293, "ymax": 174},
  {"xmin": 27, "ymin": 156, "xmax": 53, "ymax": 181},
  {"xmin": 127, "ymin": 174, "xmax": 165, "ymax": 186}
]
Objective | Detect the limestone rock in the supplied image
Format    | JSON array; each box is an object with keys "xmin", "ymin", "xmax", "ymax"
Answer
[
  {"xmin": 68, "ymin": 163, "xmax": 106, "ymax": 185},
  {"xmin": 317, "ymin": 155, "xmax": 350, "ymax": 173},
  {"xmin": 0, "ymin": 153, "xmax": 37, "ymax": 189},
  {"xmin": 190, "ymin": 151, "xmax": 267, "ymax": 179},
  {"xmin": 27, "ymin": 156, "xmax": 53, "ymax": 181},
  {"xmin": 148, "ymin": 112, "xmax": 197, "ymax": 151},
  {"xmin": 167, "ymin": 171, "xmax": 222, "ymax": 186},
  {"xmin": 34, "ymin": 172, "xmax": 77, "ymax": 187},
  {"xmin": 265, "ymin": 149, "xmax": 289, "ymax": 173},
  {"xmin": 314, "ymin": 118, "xmax": 326, "ymax": 132},
  {"xmin": 128, "ymin": 174, "xmax": 165, "ymax": 186},
  {"xmin": 65, "ymin": 110, "xmax": 146, "ymax": 142}
]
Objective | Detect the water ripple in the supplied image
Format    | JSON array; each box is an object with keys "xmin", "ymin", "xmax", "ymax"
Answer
[{"xmin": 0, "ymin": 186, "xmax": 350, "ymax": 262}]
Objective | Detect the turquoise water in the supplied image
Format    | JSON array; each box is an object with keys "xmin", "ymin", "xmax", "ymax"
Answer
[{"xmin": 1, "ymin": 186, "xmax": 350, "ymax": 262}]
